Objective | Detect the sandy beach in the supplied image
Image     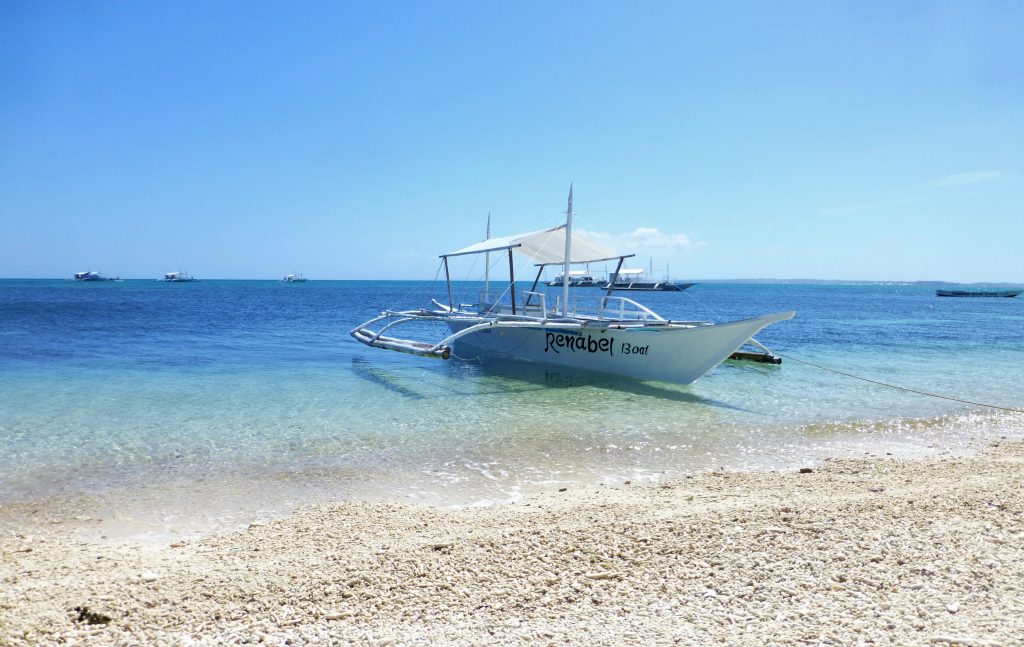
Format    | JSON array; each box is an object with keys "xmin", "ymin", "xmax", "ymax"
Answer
[{"xmin": 2, "ymin": 440, "xmax": 1022, "ymax": 646}]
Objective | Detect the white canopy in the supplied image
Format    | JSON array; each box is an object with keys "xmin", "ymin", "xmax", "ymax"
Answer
[{"xmin": 441, "ymin": 225, "xmax": 628, "ymax": 266}]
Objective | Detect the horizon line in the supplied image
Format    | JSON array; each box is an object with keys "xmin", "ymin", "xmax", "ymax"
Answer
[{"xmin": 2, "ymin": 276, "xmax": 1021, "ymax": 286}]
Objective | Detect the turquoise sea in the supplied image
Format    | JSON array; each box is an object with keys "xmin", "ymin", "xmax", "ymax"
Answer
[{"xmin": 2, "ymin": 279, "xmax": 1022, "ymax": 540}]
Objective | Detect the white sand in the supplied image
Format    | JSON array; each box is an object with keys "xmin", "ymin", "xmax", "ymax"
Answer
[{"xmin": 2, "ymin": 441, "xmax": 1022, "ymax": 645}]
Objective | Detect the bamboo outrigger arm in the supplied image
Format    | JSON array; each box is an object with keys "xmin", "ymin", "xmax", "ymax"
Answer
[
  {"xmin": 350, "ymin": 328, "xmax": 452, "ymax": 359},
  {"xmin": 349, "ymin": 312, "xmax": 454, "ymax": 359},
  {"xmin": 350, "ymin": 310, "xmax": 623, "ymax": 361}
]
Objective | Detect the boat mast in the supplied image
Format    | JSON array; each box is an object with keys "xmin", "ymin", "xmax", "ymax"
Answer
[
  {"xmin": 562, "ymin": 184, "xmax": 573, "ymax": 317},
  {"xmin": 444, "ymin": 257, "xmax": 453, "ymax": 310},
  {"xmin": 508, "ymin": 249, "xmax": 516, "ymax": 315},
  {"xmin": 484, "ymin": 212, "xmax": 491, "ymax": 300}
]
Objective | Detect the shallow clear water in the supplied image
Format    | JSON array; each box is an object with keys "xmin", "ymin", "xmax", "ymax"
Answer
[{"xmin": 2, "ymin": 279, "xmax": 1022, "ymax": 539}]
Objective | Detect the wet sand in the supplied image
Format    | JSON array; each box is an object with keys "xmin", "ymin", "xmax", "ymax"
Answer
[{"xmin": 2, "ymin": 440, "xmax": 1022, "ymax": 645}]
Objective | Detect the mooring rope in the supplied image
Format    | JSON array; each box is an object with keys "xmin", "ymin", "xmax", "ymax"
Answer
[
  {"xmin": 680, "ymin": 291, "xmax": 1023, "ymax": 414},
  {"xmin": 390, "ymin": 261, "xmax": 446, "ymax": 312},
  {"xmin": 746, "ymin": 339, "xmax": 1024, "ymax": 414}
]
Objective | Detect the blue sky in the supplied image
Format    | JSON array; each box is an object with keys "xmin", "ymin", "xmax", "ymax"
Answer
[{"xmin": 2, "ymin": 1, "xmax": 1021, "ymax": 282}]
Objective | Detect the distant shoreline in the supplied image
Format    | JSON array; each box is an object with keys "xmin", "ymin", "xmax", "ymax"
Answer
[{"xmin": 2, "ymin": 277, "xmax": 1022, "ymax": 286}]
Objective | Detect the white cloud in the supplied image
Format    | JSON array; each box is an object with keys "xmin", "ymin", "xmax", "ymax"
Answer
[
  {"xmin": 935, "ymin": 170, "xmax": 1003, "ymax": 187},
  {"xmin": 626, "ymin": 227, "xmax": 700, "ymax": 251},
  {"xmin": 577, "ymin": 227, "xmax": 703, "ymax": 254}
]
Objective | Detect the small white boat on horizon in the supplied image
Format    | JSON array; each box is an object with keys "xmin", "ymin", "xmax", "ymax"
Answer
[
  {"xmin": 351, "ymin": 188, "xmax": 794, "ymax": 385},
  {"xmin": 74, "ymin": 270, "xmax": 119, "ymax": 282},
  {"xmin": 283, "ymin": 273, "xmax": 308, "ymax": 282},
  {"xmin": 546, "ymin": 270, "xmax": 599, "ymax": 287},
  {"xmin": 163, "ymin": 271, "xmax": 197, "ymax": 282}
]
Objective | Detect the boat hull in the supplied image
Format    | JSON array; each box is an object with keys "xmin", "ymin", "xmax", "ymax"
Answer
[
  {"xmin": 603, "ymin": 281, "xmax": 695, "ymax": 292},
  {"xmin": 546, "ymin": 280, "xmax": 599, "ymax": 287},
  {"xmin": 936, "ymin": 289, "xmax": 1021, "ymax": 298},
  {"xmin": 445, "ymin": 311, "xmax": 794, "ymax": 384}
]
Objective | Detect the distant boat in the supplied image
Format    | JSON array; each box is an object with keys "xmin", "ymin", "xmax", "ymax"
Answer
[
  {"xmin": 546, "ymin": 270, "xmax": 598, "ymax": 287},
  {"xmin": 163, "ymin": 271, "xmax": 196, "ymax": 282},
  {"xmin": 283, "ymin": 273, "xmax": 308, "ymax": 282},
  {"xmin": 74, "ymin": 271, "xmax": 118, "ymax": 282},
  {"xmin": 601, "ymin": 268, "xmax": 695, "ymax": 292},
  {"xmin": 936, "ymin": 289, "xmax": 1021, "ymax": 298}
]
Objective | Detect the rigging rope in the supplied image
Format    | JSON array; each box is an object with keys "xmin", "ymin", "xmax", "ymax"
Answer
[
  {"xmin": 390, "ymin": 261, "xmax": 446, "ymax": 312},
  {"xmin": 750, "ymin": 342, "xmax": 1024, "ymax": 415},
  {"xmin": 681, "ymin": 290, "xmax": 1023, "ymax": 414}
]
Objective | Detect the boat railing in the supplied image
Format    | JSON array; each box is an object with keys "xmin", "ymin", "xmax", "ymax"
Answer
[
  {"xmin": 475, "ymin": 289, "xmax": 517, "ymax": 316},
  {"xmin": 454, "ymin": 291, "xmax": 668, "ymax": 323},
  {"xmin": 468, "ymin": 291, "xmax": 554, "ymax": 318},
  {"xmin": 564, "ymin": 295, "xmax": 666, "ymax": 322},
  {"xmin": 601, "ymin": 296, "xmax": 665, "ymax": 321},
  {"xmin": 477, "ymin": 289, "xmax": 502, "ymax": 306},
  {"xmin": 521, "ymin": 291, "xmax": 550, "ymax": 318}
]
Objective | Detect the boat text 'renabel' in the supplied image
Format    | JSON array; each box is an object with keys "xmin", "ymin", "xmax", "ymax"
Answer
[
  {"xmin": 544, "ymin": 331, "xmax": 614, "ymax": 356},
  {"xmin": 542, "ymin": 331, "xmax": 652, "ymax": 357}
]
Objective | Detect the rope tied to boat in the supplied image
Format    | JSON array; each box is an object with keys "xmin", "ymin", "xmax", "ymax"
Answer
[
  {"xmin": 680, "ymin": 289, "xmax": 1023, "ymax": 414},
  {"xmin": 746, "ymin": 339, "xmax": 1024, "ymax": 414}
]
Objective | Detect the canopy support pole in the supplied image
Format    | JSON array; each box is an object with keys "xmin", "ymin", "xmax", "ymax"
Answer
[
  {"xmin": 444, "ymin": 257, "xmax": 453, "ymax": 310},
  {"xmin": 526, "ymin": 266, "xmax": 543, "ymax": 307},
  {"xmin": 562, "ymin": 185, "xmax": 573, "ymax": 317},
  {"xmin": 484, "ymin": 213, "xmax": 491, "ymax": 300},
  {"xmin": 607, "ymin": 256, "xmax": 626, "ymax": 296},
  {"xmin": 508, "ymin": 249, "xmax": 516, "ymax": 315}
]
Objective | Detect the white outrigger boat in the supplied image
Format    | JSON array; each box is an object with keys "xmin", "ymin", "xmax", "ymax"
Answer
[
  {"xmin": 351, "ymin": 189, "xmax": 795, "ymax": 385},
  {"xmin": 74, "ymin": 270, "xmax": 118, "ymax": 282},
  {"xmin": 163, "ymin": 270, "xmax": 196, "ymax": 282}
]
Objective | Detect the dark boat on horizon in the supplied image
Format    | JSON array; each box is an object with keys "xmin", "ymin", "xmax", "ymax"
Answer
[
  {"xmin": 935, "ymin": 289, "xmax": 1021, "ymax": 298},
  {"xmin": 601, "ymin": 268, "xmax": 695, "ymax": 292}
]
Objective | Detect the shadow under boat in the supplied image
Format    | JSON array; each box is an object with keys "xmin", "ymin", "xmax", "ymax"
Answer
[
  {"xmin": 352, "ymin": 353, "xmax": 758, "ymax": 411},
  {"xmin": 350, "ymin": 356, "xmax": 429, "ymax": 400},
  {"xmin": 477, "ymin": 361, "xmax": 753, "ymax": 410}
]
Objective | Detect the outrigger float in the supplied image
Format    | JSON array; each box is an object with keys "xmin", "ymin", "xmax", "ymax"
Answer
[{"xmin": 351, "ymin": 188, "xmax": 794, "ymax": 385}]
